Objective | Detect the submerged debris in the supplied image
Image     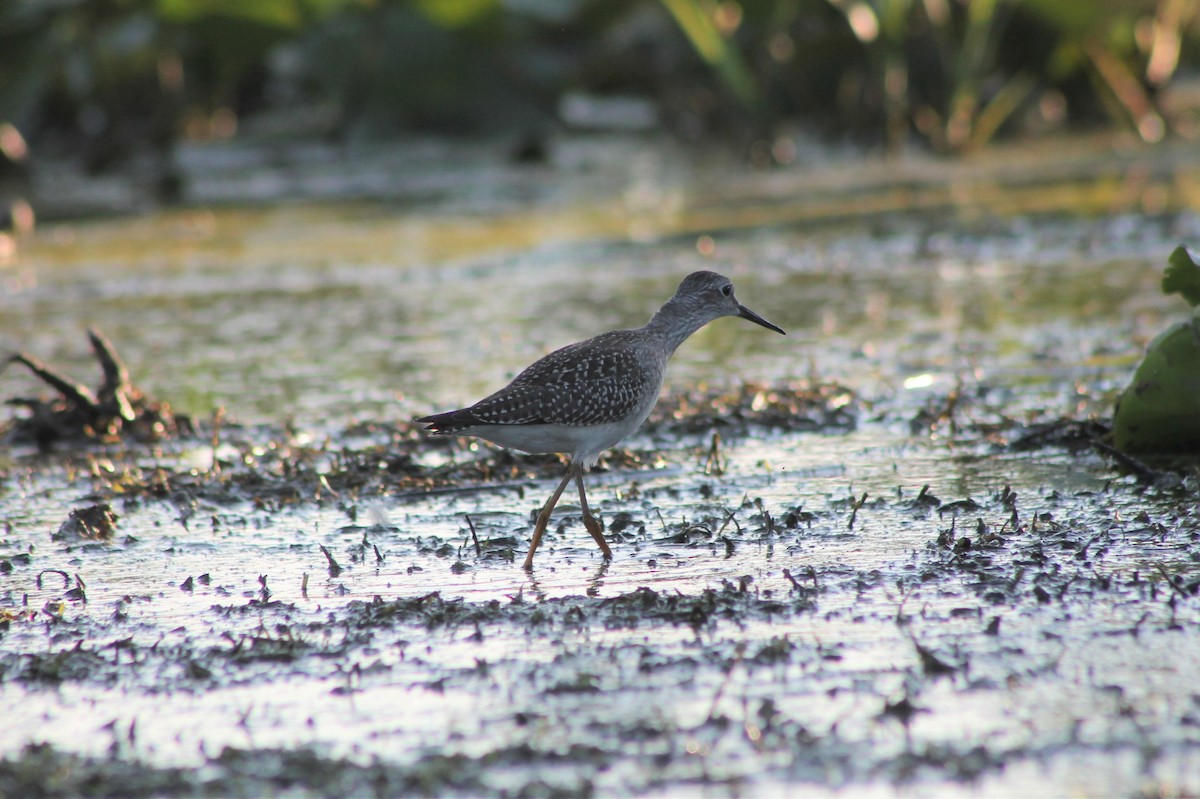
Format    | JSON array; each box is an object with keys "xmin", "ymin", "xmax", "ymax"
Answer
[
  {"xmin": 650, "ymin": 380, "xmax": 857, "ymax": 436},
  {"xmin": 53, "ymin": 504, "xmax": 118, "ymax": 542},
  {"xmin": 2, "ymin": 327, "xmax": 189, "ymax": 448},
  {"xmin": 44, "ymin": 380, "xmax": 859, "ymax": 510}
]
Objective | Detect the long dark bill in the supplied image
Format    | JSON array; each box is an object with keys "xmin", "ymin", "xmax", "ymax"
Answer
[{"xmin": 737, "ymin": 304, "xmax": 786, "ymax": 335}]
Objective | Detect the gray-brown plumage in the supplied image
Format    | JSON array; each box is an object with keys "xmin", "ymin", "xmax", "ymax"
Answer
[
  {"xmin": 420, "ymin": 331, "xmax": 654, "ymax": 431},
  {"xmin": 417, "ymin": 271, "xmax": 785, "ymax": 569}
]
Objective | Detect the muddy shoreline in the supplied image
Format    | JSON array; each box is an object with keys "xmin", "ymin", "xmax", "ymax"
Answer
[
  {"xmin": 3, "ymin": 137, "xmax": 1200, "ymax": 796},
  {"xmin": 3, "ymin": 376, "xmax": 1198, "ymax": 797}
]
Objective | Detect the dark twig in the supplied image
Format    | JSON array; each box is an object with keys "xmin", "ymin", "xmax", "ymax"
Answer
[
  {"xmin": 848, "ymin": 492, "xmax": 868, "ymax": 530},
  {"xmin": 36, "ymin": 569, "xmax": 71, "ymax": 589},
  {"xmin": 319, "ymin": 545, "xmax": 342, "ymax": 577},
  {"xmin": 1155, "ymin": 563, "xmax": 1192, "ymax": 599},
  {"xmin": 703, "ymin": 431, "xmax": 724, "ymax": 476},
  {"xmin": 88, "ymin": 327, "xmax": 135, "ymax": 422},
  {"xmin": 4, "ymin": 353, "xmax": 99, "ymax": 411},
  {"xmin": 465, "ymin": 514, "xmax": 482, "ymax": 557},
  {"xmin": 1090, "ymin": 439, "xmax": 1165, "ymax": 482}
]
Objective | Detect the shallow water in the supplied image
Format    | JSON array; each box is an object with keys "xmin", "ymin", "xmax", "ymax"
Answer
[{"xmin": 2, "ymin": 134, "xmax": 1200, "ymax": 797}]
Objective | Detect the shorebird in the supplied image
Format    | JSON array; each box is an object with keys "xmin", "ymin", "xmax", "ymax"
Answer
[{"xmin": 417, "ymin": 271, "xmax": 785, "ymax": 569}]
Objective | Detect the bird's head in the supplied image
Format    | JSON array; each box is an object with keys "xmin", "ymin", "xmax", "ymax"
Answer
[{"xmin": 672, "ymin": 271, "xmax": 786, "ymax": 335}]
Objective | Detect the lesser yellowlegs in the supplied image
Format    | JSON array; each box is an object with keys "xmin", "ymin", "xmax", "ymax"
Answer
[{"xmin": 417, "ymin": 271, "xmax": 785, "ymax": 569}]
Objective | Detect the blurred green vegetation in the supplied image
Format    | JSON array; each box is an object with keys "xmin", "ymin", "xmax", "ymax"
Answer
[{"xmin": 1, "ymin": 0, "xmax": 1198, "ymax": 171}]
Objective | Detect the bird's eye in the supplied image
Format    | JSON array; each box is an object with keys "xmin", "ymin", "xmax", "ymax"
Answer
[{"xmin": 721, "ymin": 284, "xmax": 733, "ymax": 297}]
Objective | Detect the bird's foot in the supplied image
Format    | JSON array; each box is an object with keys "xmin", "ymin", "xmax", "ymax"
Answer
[
  {"xmin": 523, "ymin": 511, "xmax": 551, "ymax": 570},
  {"xmin": 582, "ymin": 513, "xmax": 613, "ymax": 560}
]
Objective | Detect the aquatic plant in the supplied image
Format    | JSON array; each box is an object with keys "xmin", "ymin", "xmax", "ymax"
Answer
[
  {"xmin": 662, "ymin": 0, "xmax": 1197, "ymax": 151},
  {"xmin": 1113, "ymin": 245, "xmax": 1200, "ymax": 453},
  {"xmin": 1, "ymin": 0, "xmax": 1194, "ymax": 165}
]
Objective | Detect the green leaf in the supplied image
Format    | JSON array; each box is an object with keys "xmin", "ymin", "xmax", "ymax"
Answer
[
  {"xmin": 1112, "ymin": 315, "xmax": 1200, "ymax": 453},
  {"xmin": 416, "ymin": 0, "xmax": 498, "ymax": 29},
  {"xmin": 1162, "ymin": 245, "xmax": 1200, "ymax": 308},
  {"xmin": 659, "ymin": 0, "xmax": 758, "ymax": 108}
]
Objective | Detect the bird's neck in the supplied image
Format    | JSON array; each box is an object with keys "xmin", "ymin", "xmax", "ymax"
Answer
[{"xmin": 643, "ymin": 299, "xmax": 706, "ymax": 354}]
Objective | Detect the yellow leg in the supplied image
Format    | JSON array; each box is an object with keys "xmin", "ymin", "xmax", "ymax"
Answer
[
  {"xmin": 574, "ymin": 469, "xmax": 612, "ymax": 560},
  {"xmin": 523, "ymin": 467, "xmax": 574, "ymax": 570}
]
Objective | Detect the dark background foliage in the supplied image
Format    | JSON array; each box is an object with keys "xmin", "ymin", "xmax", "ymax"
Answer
[{"xmin": 1, "ymin": 0, "xmax": 1197, "ymax": 177}]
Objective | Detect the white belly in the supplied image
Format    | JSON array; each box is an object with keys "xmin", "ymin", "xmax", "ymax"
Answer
[{"xmin": 463, "ymin": 418, "xmax": 642, "ymax": 468}]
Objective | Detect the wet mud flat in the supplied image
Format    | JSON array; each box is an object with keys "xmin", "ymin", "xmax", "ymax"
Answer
[
  {"xmin": 2, "ymin": 379, "xmax": 1199, "ymax": 798},
  {"xmin": 3, "ymin": 144, "xmax": 1200, "ymax": 795}
]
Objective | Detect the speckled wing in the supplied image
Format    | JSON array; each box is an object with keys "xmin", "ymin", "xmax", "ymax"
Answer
[{"xmin": 418, "ymin": 331, "xmax": 658, "ymax": 432}]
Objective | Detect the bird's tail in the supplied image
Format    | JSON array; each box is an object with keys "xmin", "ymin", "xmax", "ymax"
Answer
[{"xmin": 415, "ymin": 409, "xmax": 473, "ymax": 434}]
